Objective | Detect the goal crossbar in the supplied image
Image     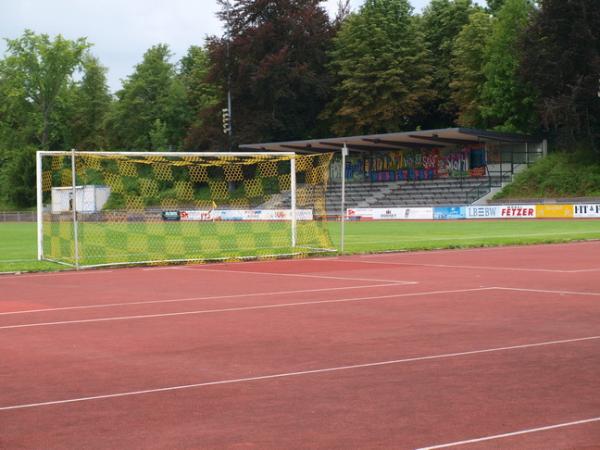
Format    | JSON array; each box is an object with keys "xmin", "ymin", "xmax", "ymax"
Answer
[{"xmin": 36, "ymin": 151, "xmax": 335, "ymax": 269}]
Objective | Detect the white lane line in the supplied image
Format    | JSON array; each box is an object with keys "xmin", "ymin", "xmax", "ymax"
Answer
[
  {"xmin": 492, "ymin": 287, "xmax": 600, "ymax": 297},
  {"xmin": 0, "ymin": 269, "xmax": 114, "ymax": 280},
  {"xmin": 345, "ymin": 230, "xmax": 600, "ymax": 247},
  {"xmin": 1, "ymin": 334, "xmax": 598, "ymax": 412},
  {"xmin": 337, "ymin": 259, "xmax": 584, "ymax": 273},
  {"xmin": 358, "ymin": 240, "xmax": 600, "ymax": 258},
  {"xmin": 416, "ymin": 416, "xmax": 600, "ymax": 449},
  {"xmin": 0, "ymin": 282, "xmax": 400, "ymax": 316},
  {"xmin": 0, "ymin": 287, "xmax": 493, "ymax": 330},
  {"xmin": 141, "ymin": 256, "xmax": 345, "ymax": 270},
  {"xmin": 174, "ymin": 266, "xmax": 416, "ymax": 284}
]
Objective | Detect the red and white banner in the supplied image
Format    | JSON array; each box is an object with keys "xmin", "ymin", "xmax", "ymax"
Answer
[
  {"xmin": 180, "ymin": 209, "xmax": 313, "ymax": 221},
  {"xmin": 346, "ymin": 207, "xmax": 434, "ymax": 220},
  {"xmin": 466, "ymin": 205, "xmax": 536, "ymax": 219}
]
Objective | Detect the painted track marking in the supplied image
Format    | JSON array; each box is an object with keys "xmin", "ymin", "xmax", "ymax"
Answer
[
  {"xmin": 492, "ymin": 286, "xmax": 600, "ymax": 296},
  {"xmin": 0, "ymin": 287, "xmax": 492, "ymax": 330},
  {"xmin": 175, "ymin": 266, "xmax": 416, "ymax": 284},
  {"xmin": 1, "ymin": 335, "xmax": 598, "ymax": 411},
  {"xmin": 338, "ymin": 258, "xmax": 599, "ymax": 273},
  {"xmin": 416, "ymin": 416, "xmax": 600, "ymax": 449},
  {"xmin": 0, "ymin": 282, "xmax": 400, "ymax": 316}
]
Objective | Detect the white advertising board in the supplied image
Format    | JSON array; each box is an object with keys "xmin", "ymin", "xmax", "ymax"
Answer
[
  {"xmin": 573, "ymin": 204, "xmax": 600, "ymax": 218},
  {"xmin": 346, "ymin": 207, "xmax": 434, "ymax": 220},
  {"xmin": 180, "ymin": 209, "xmax": 313, "ymax": 221},
  {"xmin": 466, "ymin": 205, "xmax": 536, "ymax": 219}
]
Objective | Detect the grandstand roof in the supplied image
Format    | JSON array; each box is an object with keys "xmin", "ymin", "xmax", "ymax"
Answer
[{"xmin": 240, "ymin": 128, "xmax": 539, "ymax": 153}]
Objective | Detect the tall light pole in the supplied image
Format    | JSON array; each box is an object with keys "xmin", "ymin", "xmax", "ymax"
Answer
[{"xmin": 224, "ymin": 0, "xmax": 233, "ymax": 151}]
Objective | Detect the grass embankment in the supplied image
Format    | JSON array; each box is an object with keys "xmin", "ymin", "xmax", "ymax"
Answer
[
  {"xmin": 2, "ymin": 220, "xmax": 600, "ymax": 273},
  {"xmin": 494, "ymin": 151, "xmax": 600, "ymax": 199}
]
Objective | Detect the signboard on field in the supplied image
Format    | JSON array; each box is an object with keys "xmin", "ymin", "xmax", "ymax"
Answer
[
  {"xmin": 466, "ymin": 205, "xmax": 536, "ymax": 219},
  {"xmin": 536, "ymin": 204, "xmax": 574, "ymax": 218},
  {"xmin": 346, "ymin": 208, "xmax": 433, "ymax": 220},
  {"xmin": 433, "ymin": 206, "xmax": 466, "ymax": 220},
  {"xmin": 180, "ymin": 209, "xmax": 313, "ymax": 221},
  {"xmin": 574, "ymin": 204, "xmax": 600, "ymax": 218}
]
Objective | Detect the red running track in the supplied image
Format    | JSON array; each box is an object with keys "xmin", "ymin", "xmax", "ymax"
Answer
[{"xmin": 1, "ymin": 241, "xmax": 600, "ymax": 449}]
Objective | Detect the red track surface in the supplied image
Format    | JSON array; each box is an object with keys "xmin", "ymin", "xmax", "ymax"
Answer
[{"xmin": 1, "ymin": 241, "xmax": 600, "ymax": 449}]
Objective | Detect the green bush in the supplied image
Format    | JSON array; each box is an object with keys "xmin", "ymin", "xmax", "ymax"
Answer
[{"xmin": 494, "ymin": 150, "xmax": 600, "ymax": 199}]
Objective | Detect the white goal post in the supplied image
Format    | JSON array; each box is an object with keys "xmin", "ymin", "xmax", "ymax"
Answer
[{"xmin": 36, "ymin": 150, "xmax": 335, "ymax": 268}]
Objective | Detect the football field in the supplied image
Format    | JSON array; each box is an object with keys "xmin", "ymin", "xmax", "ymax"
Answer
[{"xmin": 1, "ymin": 219, "xmax": 599, "ymax": 272}]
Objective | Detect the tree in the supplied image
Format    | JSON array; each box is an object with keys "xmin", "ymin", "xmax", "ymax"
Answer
[
  {"xmin": 70, "ymin": 55, "xmax": 112, "ymax": 150},
  {"xmin": 420, "ymin": 0, "xmax": 479, "ymax": 128},
  {"xmin": 1, "ymin": 30, "xmax": 89, "ymax": 149},
  {"xmin": 0, "ymin": 147, "xmax": 37, "ymax": 207},
  {"xmin": 323, "ymin": 0, "xmax": 433, "ymax": 135},
  {"xmin": 520, "ymin": 0, "xmax": 600, "ymax": 153},
  {"xmin": 480, "ymin": 0, "xmax": 536, "ymax": 132},
  {"xmin": 179, "ymin": 45, "xmax": 219, "ymax": 150},
  {"xmin": 486, "ymin": 0, "xmax": 506, "ymax": 14},
  {"xmin": 190, "ymin": 0, "xmax": 335, "ymax": 150},
  {"xmin": 109, "ymin": 44, "xmax": 186, "ymax": 150},
  {"xmin": 450, "ymin": 11, "xmax": 493, "ymax": 127}
]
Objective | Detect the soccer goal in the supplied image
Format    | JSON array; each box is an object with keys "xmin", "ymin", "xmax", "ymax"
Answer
[{"xmin": 36, "ymin": 151, "xmax": 335, "ymax": 268}]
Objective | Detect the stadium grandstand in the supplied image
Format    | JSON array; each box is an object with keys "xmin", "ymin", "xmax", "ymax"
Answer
[{"xmin": 241, "ymin": 128, "xmax": 545, "ymax": 213}]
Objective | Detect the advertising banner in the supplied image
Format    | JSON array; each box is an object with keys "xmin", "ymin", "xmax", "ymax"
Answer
[
  {"xmin": 536, "ymin": 204, "xmax": 574, "ymax": 219},
  {"xmin": 433, "ymin": 206, "xmax": 466, "ymax": 220},
  {"xmin": 574, "ymin": 204, "xmax": 600, "ymax": 218},
  {"xmin": 466, "ymin": 205, "xmax": 536, "ymax": 219},
  {"xmin": 180, "ymin": 209, "xmax": 313, "ymax": 221},
  {"xmin": 346, "ymin": 208, "xmax": 433, "ymax": 220}
]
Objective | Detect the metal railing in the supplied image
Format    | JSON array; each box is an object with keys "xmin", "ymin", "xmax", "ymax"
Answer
[
  {"xmin": 0, "ymin": 211, "xmax": 36, "ymax": 222},
  {"xmin": 465, "ymin": 148, "xmax": 544, "ymax": 205}
]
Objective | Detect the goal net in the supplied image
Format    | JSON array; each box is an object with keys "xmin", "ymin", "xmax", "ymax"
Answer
[{"xmin": 36, "ymin": 151, "xmax": 335, "ymax": 268}]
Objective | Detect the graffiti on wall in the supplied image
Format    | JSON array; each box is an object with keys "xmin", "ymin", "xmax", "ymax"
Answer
[{"xmin": 329, "ymin": 147, "xmax": 482, "ymax": 183}]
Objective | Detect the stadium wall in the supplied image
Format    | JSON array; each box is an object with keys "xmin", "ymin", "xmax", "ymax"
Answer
[{"xmin": 346, "ymin": 203, "xmax": 600, "ymax": 221}]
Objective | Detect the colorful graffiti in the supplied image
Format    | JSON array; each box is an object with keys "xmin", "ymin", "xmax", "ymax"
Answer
[{"xmin": 329, "ymin": 147, "xmax": 484, "ymax": 183}]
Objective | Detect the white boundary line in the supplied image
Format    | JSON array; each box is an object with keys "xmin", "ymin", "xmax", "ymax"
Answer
[
  {"xmin": 0, "ymin": 269, "xmax": 114, "ymax": 280},
  {"xmin": 1, "ymin": 334, "xmax": 598, "ymax": 411},
  {"xmin": 344, "ymin": 230, "xmax": 600, "ymax": 247},
  {"xmin": 416, "ymin": 416, "xmax": 600, "ymax": 449},
  {"xmin": 0, "ymin": 282, "xmax": 400, "ymax": 316},
  {"xmin": 0, "ymin": 287, "xmax": 493, "ymax": 330},
  {"xmin": 174, "ymin": 266, "xmax": 417, "ymax": 284},
  {"xmin": 358, "ymin": 240, "xmax": 600, "ymax": 258},
  {"xmin": 492, "ymin": 287, "xmax": 600, "ymax": 297},
  {"xmin": 338, "ymin": 258, "xmax": 599, "ymax": 274}
]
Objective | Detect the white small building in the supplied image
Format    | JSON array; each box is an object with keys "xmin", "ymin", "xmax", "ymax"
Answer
[{"xmin": 51, "ymin": 185, "xmax": 111, "ymax": 213}]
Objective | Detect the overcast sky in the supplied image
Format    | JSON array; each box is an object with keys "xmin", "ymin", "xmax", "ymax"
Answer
[{"xmin": 0, "ymin": 0, "xmax": 484, "ymax": 93}]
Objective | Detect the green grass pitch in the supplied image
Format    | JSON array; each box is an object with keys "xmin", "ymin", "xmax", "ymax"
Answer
[{"xmin": 1, "ymin": 220, "xmax": 599, "ymax": 273}]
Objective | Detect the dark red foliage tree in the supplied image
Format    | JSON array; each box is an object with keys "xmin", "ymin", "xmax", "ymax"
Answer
[
  {"xmin": 520, "ymin": 0, "xmax": 600, "ymax": 153},
  {"xmin": 185, "ymin": 0, "xmax": 335, "ymax": 150}
]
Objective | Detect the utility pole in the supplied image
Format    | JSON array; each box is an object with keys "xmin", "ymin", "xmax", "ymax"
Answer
[{"xmin": 224, "ymin": 0, "xmax": 233, "ymax": 151}]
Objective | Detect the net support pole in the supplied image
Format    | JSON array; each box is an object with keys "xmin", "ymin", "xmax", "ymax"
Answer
[
  {"xmin": 290, "ymin": 155, "xmax": 297, "ymax": 248},
  {"xmin": 36, "ymin": 151, "xmax": 43, "ymax": 260},
  {"xmin": 340, "ymin": 144, "xmax": 348, "ymax": 254},
  {"xmin": 70, "ymin": 149, "xmax": 80, "ymax": 269}
]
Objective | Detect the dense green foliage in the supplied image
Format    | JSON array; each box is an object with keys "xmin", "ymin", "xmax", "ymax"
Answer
[
  {"xmin": 450, "ymin": 11, "xmax": 492, "ymax": 127},
  {"xmin": 1, "ymin": 0, "xmax": 599, "ymax": 208},
  {"xmin": 479, "ymin": 0, "xmax": 536, "ymax": 132},
  {"xmin": 3, "ymin": 219, "xmax": 600, "ymax": 273},
  {"xmin": 108, "ymin": 44, "xmax": 188, "ymax": 150},
  {"xmin": 323, "ymin": 0, "xmax": 432, "ymax": 134},
  {"xmin": 420, "ymin": 0, "xmax": 479, "ymax": 128},
  {"xmin": 494, "ymin": 151, "xmax": 600, "ymax": 199},
  {"xmin": 519, "ymin": 0, "xmax": 600, "ymax": 153}
]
